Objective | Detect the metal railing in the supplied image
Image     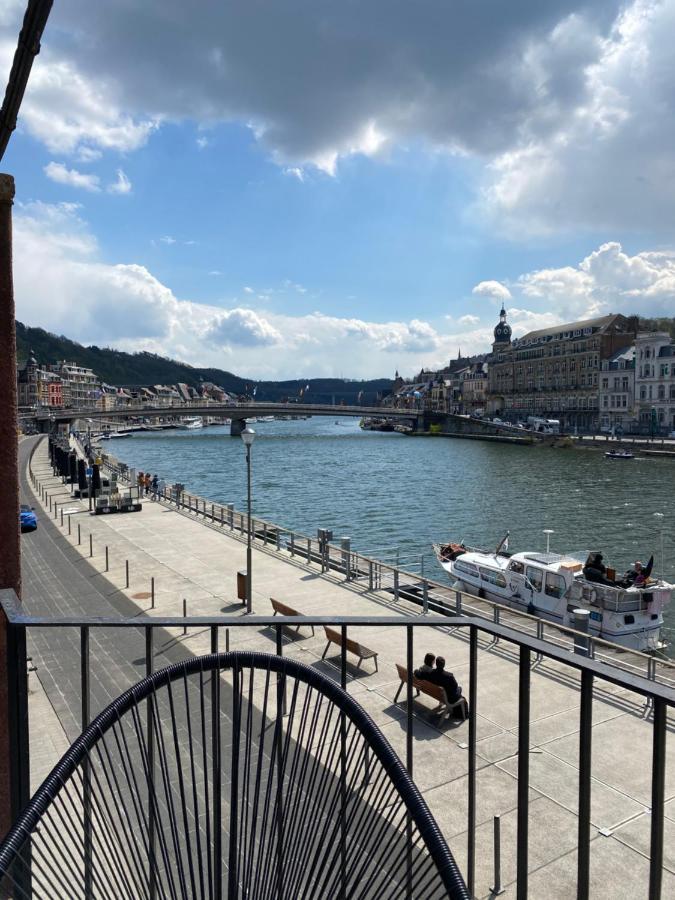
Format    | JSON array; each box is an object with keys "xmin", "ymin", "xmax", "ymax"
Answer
[
  {"xmin": 88, "ymin": 452, "xmax": 675, "ymax": 689},
  {"xmin": 1, "ymin": 591, "xmax": 672, "ymax": 900}
]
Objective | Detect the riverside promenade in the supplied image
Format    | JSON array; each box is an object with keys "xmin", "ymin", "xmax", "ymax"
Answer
[{"xmin": 20, "ymin": 437, "xmax": 675, "ymax": 898}]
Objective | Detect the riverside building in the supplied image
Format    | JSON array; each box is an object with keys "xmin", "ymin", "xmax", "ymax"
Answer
[
  {"xmin": 634, "ymin": 331, "xmax": 675, "ymax": 433},
  {"xmin": 599, "ymin": 346, "xmax": 635, "ymax": 433},
  {"xmin": 487, "ymin": 310, "xmax": 638, "ymax": 431}
]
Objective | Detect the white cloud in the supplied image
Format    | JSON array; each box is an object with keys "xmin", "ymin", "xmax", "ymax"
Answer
[
  {"xmin": 206, "ymin": 309, "xmax": 281, "ymax": 347},
  {"xmin": 107, "ymin": 169, "xmax": 132, "ymax": 194},
  {"xmin": 159, "ymin": 235, "xmax": 176, "ymax": 245},
  {"xmin": 196, "ymin": 136, "xmax": 210, "ymax": 149},
  {"xmin": 1, "ymin": 1, "xmax": 672, "ymax": 233},
  {"xmin": 458, "ymin": 314, "xmax": 480, "ymax": 326},
  {"xmin": 44, "ymin": 161, "xmax": 100, "ymax": 192},
  {"xmin": 283, "ymin": 167, "xmax": 305, "ymax": 182},
  {"xmin": 472, "ymin": 280, "xmax": 512, "ymax": 302}
]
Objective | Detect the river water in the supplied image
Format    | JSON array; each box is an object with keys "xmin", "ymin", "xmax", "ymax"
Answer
[{"xmin": 108, "ymin": 417, "xmax": 675, "ymax": 648}]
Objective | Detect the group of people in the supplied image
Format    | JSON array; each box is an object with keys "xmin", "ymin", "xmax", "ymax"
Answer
[
  {"xmin": 583, "ymin": 552, "xmax": 654, "ymax": 588},
  {"xmin": 413, "ymin": 653, "xmax": 467, "ymax": 716},
  {"xmin": 136, "ymin": 471, "xmax": 166, "ymax": 500}
]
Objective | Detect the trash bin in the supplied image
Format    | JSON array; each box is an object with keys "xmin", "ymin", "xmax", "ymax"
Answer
[{"xmin": 237, "ymin": 570, "xmax": 248, "ymax": 601}]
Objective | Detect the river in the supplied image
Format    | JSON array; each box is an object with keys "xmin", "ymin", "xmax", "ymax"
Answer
[{"xmin": 107, "ymin": 417, "xmax": 675, "ymax": 648}]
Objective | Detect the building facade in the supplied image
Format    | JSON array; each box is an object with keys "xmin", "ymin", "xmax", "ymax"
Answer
[
  {"xmin": 47, "ymin": 361, "xmax": 100, "ymax": 408},
  {"xmin": 487, "ymin": 312, "xmax": 638, "ymax": 431},
  {"xmin": 634, "ymin": 332, "xmax": 675, "ymax": 433},
  {"xmin": 17, "ymin": 351, "xmax": 64, "ymax": 409},
  {"xmin": 599, "ymin": 346, "xmax": 635, "ymax": 433}
]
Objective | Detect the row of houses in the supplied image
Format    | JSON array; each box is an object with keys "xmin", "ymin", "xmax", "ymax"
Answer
[
  {"xmin": 386, "ymin": 312, "xmax": 675, "ymax": 434},
  {"xmin": 17, "ymin": 352, "xmax": 236, "ymax": 412}
]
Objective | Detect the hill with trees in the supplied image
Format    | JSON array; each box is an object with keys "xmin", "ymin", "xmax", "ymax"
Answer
[{"xmin": 15, "ymin": 321, "xmax": 393, "ymax": 405}]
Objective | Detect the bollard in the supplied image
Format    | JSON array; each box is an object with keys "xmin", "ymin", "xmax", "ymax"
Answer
[
  {"xmin": 89, "ymin": 534, "xmax": 93, "ymax": 558},
  {"xmin": 490, "ymin": 815, "xmax": 504, "ymax": 894},
  {"xmin": 151, "ymin": 577, "xmax": 155, "ymax": 609},
  {"xmin": 54, "ymin": 502, "xmax": 58, "ymax": 520},
  {"xmin": 60, "ymin": 509, "xmax": 64, "ymax": 527},
  {"xmin": 68, "ymin": 514, "xmax": 71, "ymax": 536},
  {"xmin": 183, "ymin": 598, "xmax": 187, "ymax": 635},
  {"xmin": 49, "ymin": 496, "xmax": 52, "ymax": 512},
  {"xmin": 78, "ymin": 523, "xmax": 81, "ymax": 545},
  {"xmin": 105, "ymin": 546, "xmax": 109, "ymax": 572},
  {"xmin": 125, "ymin": 560, "xmax": 129, "ymax": 589},
  {"xmin": 573, "ymin": 609, "xmax": 591, "ymax": 656}
]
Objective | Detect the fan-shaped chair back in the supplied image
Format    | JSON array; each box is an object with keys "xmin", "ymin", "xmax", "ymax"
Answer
[{"xmin": 0, "ymin": 651, "xmax": 468, "ymax": 898}]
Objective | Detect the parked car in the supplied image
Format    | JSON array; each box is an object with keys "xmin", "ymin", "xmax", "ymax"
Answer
[{"xmin": 20, "ymin": 504, "xmax": 37, "ymax": 532}]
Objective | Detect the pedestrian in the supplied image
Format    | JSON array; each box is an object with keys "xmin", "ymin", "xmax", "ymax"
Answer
[
  {"xmin": 151, "ymin": 474, "xmax": 159, "ymax": 500},
  {"xmin": 157, "ymin": 477, "xmax": 166, "ymax": 498},
  {"xmin": 413, "ymin": 652, "xmax": 436, "ymax": 680}
]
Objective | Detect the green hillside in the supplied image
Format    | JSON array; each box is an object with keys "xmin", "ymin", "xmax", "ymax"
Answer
[{"xmin": 15, "ymin": 322, "xmax": 393, "ymax": 405}]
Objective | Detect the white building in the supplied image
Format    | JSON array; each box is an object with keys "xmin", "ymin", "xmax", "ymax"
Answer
[{"xmin": 634, "ymin": 332, "xmax": 675, "ymax": 433}]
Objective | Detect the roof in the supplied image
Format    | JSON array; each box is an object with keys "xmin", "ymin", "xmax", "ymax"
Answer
[{"xmin": 514, "ymin": 314, "xmax": 623, "ymax": 344}]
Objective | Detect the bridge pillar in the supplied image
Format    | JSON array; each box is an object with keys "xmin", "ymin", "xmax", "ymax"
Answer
[{"xmin": 230, "ymin": 417, "xmax": 246, "ymax": 437}]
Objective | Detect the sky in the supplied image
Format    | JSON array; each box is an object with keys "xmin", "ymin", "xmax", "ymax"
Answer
[{"xmin": 2, "ymin": 0, "xmax": 675, "ymax": 379}]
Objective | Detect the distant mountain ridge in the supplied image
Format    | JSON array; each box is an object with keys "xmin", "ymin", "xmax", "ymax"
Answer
[{"xmin": 15, "ymin": 322, "xmax": 394, "ymax": 404}]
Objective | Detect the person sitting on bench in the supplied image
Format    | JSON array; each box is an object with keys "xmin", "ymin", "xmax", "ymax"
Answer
[
  {"xmin": 413, "ymin": 652, "xmax": 436, "ymax": 680},
  {"xmin": 428, "ymin": 656, "xmax": 461, "ymax": 705}
]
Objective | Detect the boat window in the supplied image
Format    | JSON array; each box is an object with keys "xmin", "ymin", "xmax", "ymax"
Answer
[
  {"xmin": 455, "ymin": 560, "xmax": 479, "ymax": 577},
  {"xmin": 526, "ymin": 566, "xmax": 543, "ymax": 591},
  {"xmin": 479, "ymin": 567, "xmax": 507, "ymax": 588},
  {"xmin": 545, "ymin": 572, "xmax": 565, "ymax": 599},
  {"xmin": 508, "ymin": 560, "xmax": 524, "ymax": 574}
]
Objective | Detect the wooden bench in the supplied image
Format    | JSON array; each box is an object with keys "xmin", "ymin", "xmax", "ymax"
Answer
[
  {"xmin": 322, "ymin": 626, "xmax": 379, "ymax": 672},
  {"xmin": 270, "ymin": 598, "xmax": 315, "ymax": 636},
  {"xmin": 394, "ymin": 664, "xmax": 467, "ymax": 722}
]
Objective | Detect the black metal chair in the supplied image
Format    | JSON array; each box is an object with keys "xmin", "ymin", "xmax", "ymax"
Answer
[{"xmin": 0, "ymin": 652, "xmax": 468, "ymax": 898}]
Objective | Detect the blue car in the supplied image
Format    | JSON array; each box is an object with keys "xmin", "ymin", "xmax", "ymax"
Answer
[{"xmin": 20, "ymin": 504, "xmax": 37, "ymax": 532}]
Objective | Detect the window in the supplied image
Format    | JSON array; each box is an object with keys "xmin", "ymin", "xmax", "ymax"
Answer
[
  {"xmin": 658, "ymin": 385, "xmax": 665, "ymax": 400},
  {"xmin": 479, "ymin": 567, "xmax": 507, "ymax": 588},
  {"xmin": 640, "ymin": 387, "xmax": 646, "ymax": 400},
  {"xmin": 545, "ymin": 572, "xmax": 565, "ymax": 599},
  {"xmin": 455, "ymin": 560, "xmax": 479, "ymax": 578},
  {"xmin": 508, "ymin": 560, "xmax": 524, "ymax": 574},
  {"xmin": 526, "ymin": 566, "xmax": 543, "ymax": 591},
  {"xmin": 602, "ymin": 378, "xmax": 608, "ymax": 389},
  {"xmin": 661, "ymin": 365, "xmax": 669, "ymax": 377}
]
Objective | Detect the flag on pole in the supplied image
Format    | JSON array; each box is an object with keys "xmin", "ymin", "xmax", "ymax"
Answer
[
  {"xmin": 357, "ymin": 390, "xmax": 363, "ymax": 403},
  {"xmin": 305, "ymin": 383, "xmax": 310, "ymax": 392},
  {"xmin": 252, "ymin": 386, "xmax": 257, "ymax": 397}
]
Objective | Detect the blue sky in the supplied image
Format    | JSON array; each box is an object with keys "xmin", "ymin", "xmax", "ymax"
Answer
[{"xmin": 2, "ymin": 0, "xmax": 675, "ymax": 379}]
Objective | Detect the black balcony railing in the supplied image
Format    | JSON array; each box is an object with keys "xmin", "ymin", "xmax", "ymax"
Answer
[
  {"xmin": 1, "ymin": 592, "xmax": 672, "ymax": 899},
  {"xmin": 0, "ymin": 648, "xmax": 468, "ymax": 899}
]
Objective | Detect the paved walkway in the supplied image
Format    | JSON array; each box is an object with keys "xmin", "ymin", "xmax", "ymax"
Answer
[{"xmin": 20, "ymin": 437, "xmax": 675, "ymax": 898}]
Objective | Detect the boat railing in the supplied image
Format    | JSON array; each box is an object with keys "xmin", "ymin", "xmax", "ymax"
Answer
[{"xmin": 83, "ymin": 447, "xmax": 675, "ymax": 687}]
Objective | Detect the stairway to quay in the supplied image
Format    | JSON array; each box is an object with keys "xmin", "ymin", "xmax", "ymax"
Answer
[{"xmin": 12, "ymin": 435, "xmax": 675, "ymax": 899}]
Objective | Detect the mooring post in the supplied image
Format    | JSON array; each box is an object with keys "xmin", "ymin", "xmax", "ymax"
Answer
[
  {"xmin": 125, "ymin": 560, "xmax": 129, "ymax": 589},
  {"xmin": 151, "ymin": 576, "xmax": 155, "ymax": 609},
  {"xmin": 490, "ymin": 815, "xmax": 504, "ymax": 894},
  {"xmin": 105, "ymin": 546, "xmax": 109, "ymax": 572},
  {"xmin": 183, "ymin": 598, "xmax": 187, "ymax": 635}
]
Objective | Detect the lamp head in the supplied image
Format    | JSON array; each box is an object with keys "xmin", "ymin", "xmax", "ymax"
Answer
[{"xmin": 241, "ymin": 427, "xmax": 256, "ymax": 447}]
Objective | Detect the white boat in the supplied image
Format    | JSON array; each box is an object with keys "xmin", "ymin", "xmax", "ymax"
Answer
[
  {"xmin": 605, "ymin": 450, "xmax": 634, "ymax": 459},
  {"xmin": 178, "ymin": 417, "xmax": 203, "ymax": 430},
  {"xmin": 433, "ymin": 536, "xmax": 672, "ymax": 652}
]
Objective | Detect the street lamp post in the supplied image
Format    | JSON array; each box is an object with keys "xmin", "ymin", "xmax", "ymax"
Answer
[
  {"xmin": 241, "ymin": 427, "xmax": 256, "ymax": 613},
  {"xmin": 653, "ymin": 512, "xmax": 665, "ymax": 577}
]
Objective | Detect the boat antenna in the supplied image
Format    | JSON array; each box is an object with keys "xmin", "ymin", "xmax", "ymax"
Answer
[
  {"xmin": 495, "ymin": 531, "xmax": 510, "ymax": 555},
  {"xmin": 543, "ymin": 529, "xmax": 554, "ymax": 554}
]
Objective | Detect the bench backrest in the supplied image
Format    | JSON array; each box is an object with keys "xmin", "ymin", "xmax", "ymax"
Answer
[
  {"xmin": 396, "ymin": 664, "xmax": 445, "ymax": 703},
  {"xmin": 270, "ymin": 598, "xmax": 300, "ymax": 617},
  {"xmin": 324, "ymin": 626, "xmax": 371, "ymax": 658}
]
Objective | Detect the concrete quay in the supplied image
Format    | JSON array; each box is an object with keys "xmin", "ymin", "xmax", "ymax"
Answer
[{"xmin": 22, "ymin": 438, "xmax": 675, "ymax": 898}]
